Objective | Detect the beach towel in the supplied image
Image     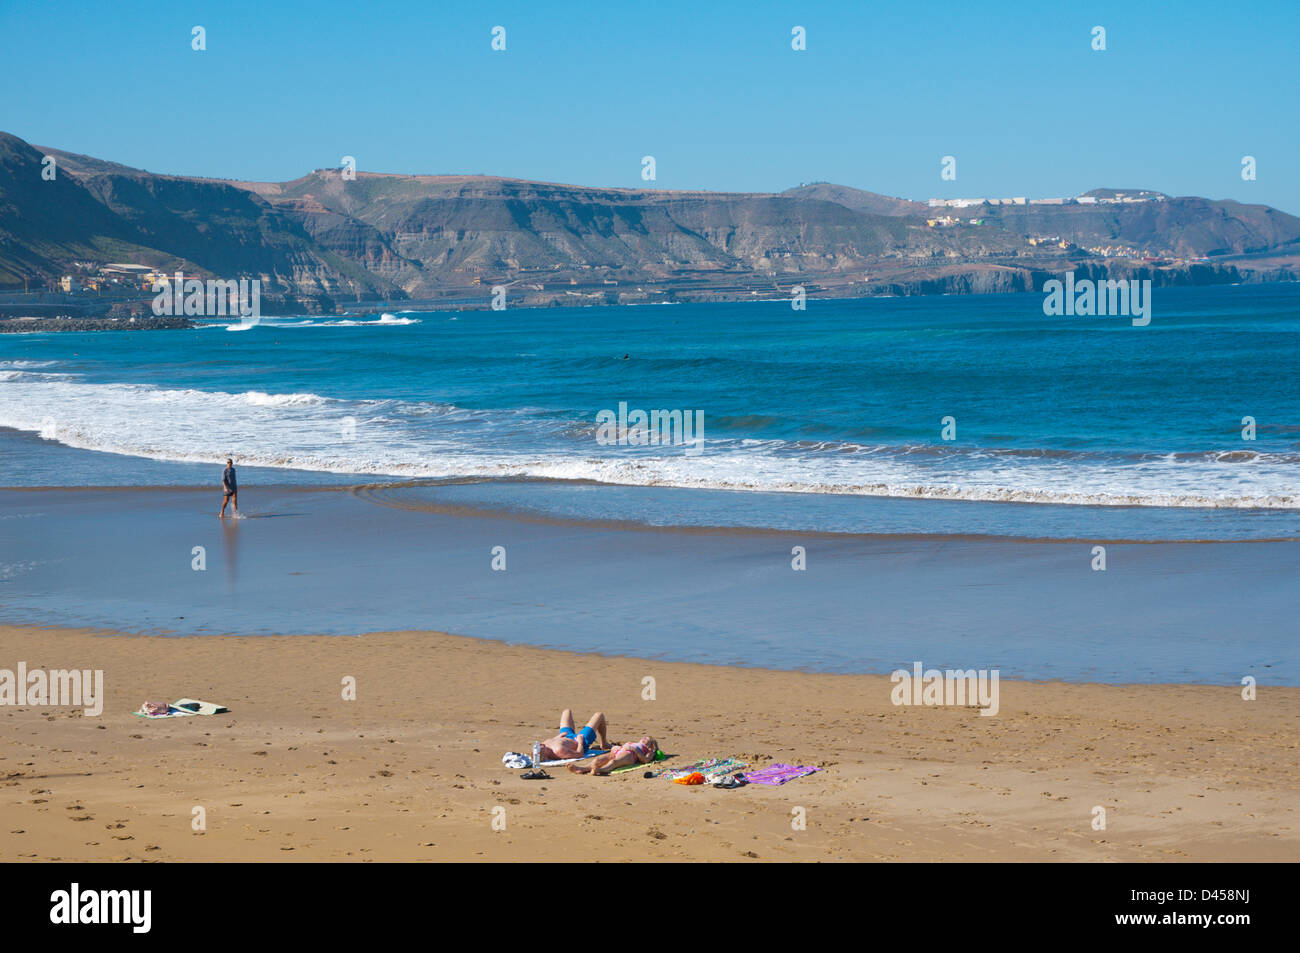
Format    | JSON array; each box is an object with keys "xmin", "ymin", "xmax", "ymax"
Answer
[
  {"xmin": 134, "ymin": 698, "xmax": 230, "ymax": 718},
  {"xmin": 539, "ymin": 750, "xmax": 608, "ymax": 767},
  {"xmin": 654, "ymin": 757, "xmax": 746, "ymax": 781},
  {"xmin": 742, "ymin": 763, "xmax": 821, "ymax": 786},
  {"xmin": 173, "ymin": 698, "xmax": 230, "ymax": 715},
  {"xmin": 501, "ymin": 750, "xmax": 610, "ymax": 769}
]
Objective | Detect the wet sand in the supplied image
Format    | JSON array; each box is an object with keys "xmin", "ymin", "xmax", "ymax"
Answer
[
  {"xmin": 2, "ymin": 486, "xmax": 1297, "ymax": 683},
  {"xmin": 1, "ymin": 625, "xmax": 1296, "ymax": 862}
]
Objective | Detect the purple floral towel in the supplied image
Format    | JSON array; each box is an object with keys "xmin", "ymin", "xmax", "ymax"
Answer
[{"xmin": 743, "ymin": 763, "xmax": 821, "ymax": 786}]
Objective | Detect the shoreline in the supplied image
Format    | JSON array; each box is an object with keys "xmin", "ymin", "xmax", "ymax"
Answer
[
  {"xmin": 3, "ymin": 436, "xmax": 1298, "ymax": 542},
  {"xmin": 8, "ymin": 481, "xmax": 1300, "ymax": 545},
  {"xmin": 0, "ymin": 619, "xmax": 1280, "ymax": 689},
  {"xmin": 8, "ymin": 275, "xmax": 1298, "ymax": 321},
  {"xmin": 2, "ymin": 624, "xmax": 1296, "ymax": 863}
]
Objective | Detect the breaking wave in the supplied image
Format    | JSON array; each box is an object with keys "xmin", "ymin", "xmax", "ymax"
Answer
[{"xmin": 1, "ymin": 365, "xmax": 1296, "ymax": 508}]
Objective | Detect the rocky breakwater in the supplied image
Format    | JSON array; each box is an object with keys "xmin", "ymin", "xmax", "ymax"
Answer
[{"xmin": 0, "ymin": 315, "xmax": 195, "ymax": 333}]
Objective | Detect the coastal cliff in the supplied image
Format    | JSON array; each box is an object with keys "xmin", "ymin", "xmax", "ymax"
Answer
[{"xmin": 3, "ymin": 131, "xmax": 1297, "ymax": 310}]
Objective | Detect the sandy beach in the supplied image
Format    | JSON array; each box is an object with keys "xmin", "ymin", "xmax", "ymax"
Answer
[{"xmin": 2, "ymin": 624, "xmax": 1296, "ymax": 863}]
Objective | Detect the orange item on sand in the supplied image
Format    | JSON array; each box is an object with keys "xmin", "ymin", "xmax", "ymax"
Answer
[{"xmin": 673, "ymin": 772, "xmax": 706, "ymax": 785}]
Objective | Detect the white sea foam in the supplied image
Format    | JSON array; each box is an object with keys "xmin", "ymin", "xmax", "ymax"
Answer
[
  {"xmin": 242, "ymin": 391, "xmax": 327, "ymax": 407},
  {"xmin": 286, "ymin": 314, "xmax": 422, "ymax": 327},
  {"xmin": 201, "ymin": 314, "xmax": 422, "ymax": 330},
  {"xmin": 1, "ymin": 369, "xmax": 1296, "ymax": 508}
]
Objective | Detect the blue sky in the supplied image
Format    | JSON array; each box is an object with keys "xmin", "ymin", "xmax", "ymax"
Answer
[{"xmin": 2, "ymin": 0, "xmax": 1297, "ymax": 212}]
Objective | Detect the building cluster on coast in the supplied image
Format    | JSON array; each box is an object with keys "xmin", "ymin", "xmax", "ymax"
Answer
[
  {"xmin": 927, "ymin": 191, "xmax": 1167, "ymax": 209},
  {"xmin": 56, "ymin": 262, "xmax": 172, "ymax": 294},
  {"xmin": 2, "ymin": 263, "xmax": 227, "ymax": 321}
]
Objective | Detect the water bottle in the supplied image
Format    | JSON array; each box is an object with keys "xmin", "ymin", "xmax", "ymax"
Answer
[{"xmin": 532, "ymin": 740, "xmax": 541, "ymax": 768}]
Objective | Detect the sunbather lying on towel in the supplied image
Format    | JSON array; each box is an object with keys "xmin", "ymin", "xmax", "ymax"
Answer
[
  {"xmin": 538, "ymin": 709, "xmax": 609, "ymax": 762},
  {"xmin": 570, "ymin": 736, "xmax": 659, "ymax": 776}
]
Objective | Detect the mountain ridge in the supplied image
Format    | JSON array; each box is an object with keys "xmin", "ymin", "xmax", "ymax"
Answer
[{"xmin": 4, "ymin": 131, "xmax": 1298, "ymax": 309}]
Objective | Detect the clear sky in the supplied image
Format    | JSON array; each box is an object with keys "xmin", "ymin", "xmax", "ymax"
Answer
[{"xmin": 2, "ymin": 0, "xmax": 1297, "ymax": 212}]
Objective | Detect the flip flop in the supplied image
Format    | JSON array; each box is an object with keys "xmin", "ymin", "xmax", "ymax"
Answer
[{"xmin": 521, "ymin": 769, "xmax": 551, "ymax": 780}]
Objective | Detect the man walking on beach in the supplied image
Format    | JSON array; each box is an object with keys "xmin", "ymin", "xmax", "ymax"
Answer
[{"xmin": 219, "ymin": 458, "xmax": 238, "ymax": 518}]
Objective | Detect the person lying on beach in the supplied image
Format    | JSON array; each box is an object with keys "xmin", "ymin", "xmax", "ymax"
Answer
[
  {"xmin": 569, "ymin": 736, "xmax": 659, "ymax": 776},
  {"xmin": 537, "ymin": 709, "xmax": 608, "ymax": 762}
]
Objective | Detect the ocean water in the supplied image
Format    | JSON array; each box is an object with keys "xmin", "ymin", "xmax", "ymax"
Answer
[
  {"xmin": 3, "ymin": 287, "xmax": 1298, "ymax": 680},
  {"xmin": 2, "ymin": 284, "xmax": 1299, "ymax": 537}
]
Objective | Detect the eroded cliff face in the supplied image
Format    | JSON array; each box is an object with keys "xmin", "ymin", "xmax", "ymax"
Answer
[
  {"xmin": 228, "ymin": 171, "xmax": 1300, "ymax": 300},
  {"xmin": 0, "ymin": 133, "xmax": 396, "ymax": 304},
  {"xmin": 4, "ymin": 131, "xmax": 1298, "ymax": 307}
]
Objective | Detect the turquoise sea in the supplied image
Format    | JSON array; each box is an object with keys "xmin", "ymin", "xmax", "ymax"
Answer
[{"xmin": 2, "ymin": 283, "xmax": 1298, "ymax": 538}]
